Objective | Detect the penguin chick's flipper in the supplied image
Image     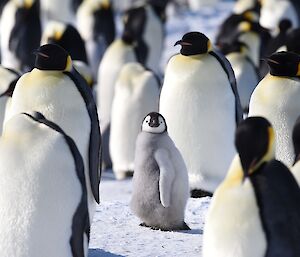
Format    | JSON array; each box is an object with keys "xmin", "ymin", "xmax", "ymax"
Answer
[{"xmin": 154, "ymin": 148, "xmax": 175, "ymax": 208}]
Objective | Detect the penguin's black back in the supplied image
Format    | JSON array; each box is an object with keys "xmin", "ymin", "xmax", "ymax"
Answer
[
  {"xmin": 49, "ymin": 25, "xmax": 88, "ymax": 64},
  {"xmin": 64, "ymin": 68, "xmax": 101, "ymax": 204},
  {"xmin": 23, "ymin": 112, "xmax": 89, "ymax": 257},
  {"xmin": 209, "ymin": 50, "xmax": 243, "ymax": 125},
  {"xmin": 250, "ymin": 160, "xmax": 300, "ymax": 257},
  {"xmin": 93, "ymin": 5, "xmax": 115, "ymax": 45},
  {"xmin": 9, "ymin": 0, "xmax": 41, "ymax": 71}
]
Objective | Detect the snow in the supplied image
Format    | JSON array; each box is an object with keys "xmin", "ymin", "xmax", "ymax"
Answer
[
  {"xmin": 89, "ymin": 172, "xmax": 211, "ymax": 257},
  {"xmin": 88, "ymin": 1, "xmax": 234, "ymax": 256}
]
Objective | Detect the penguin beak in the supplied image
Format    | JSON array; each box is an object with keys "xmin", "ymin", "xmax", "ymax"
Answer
[
  {"xmin": 33, "ymin": 50, "xmax": 49, "ymax": 59},
  {"xmin": 266, "ymin": 58, "xmax": 280, "ymax": 65},
  {"xmin": 149, "ymin": 118, "xmax": 160, "ymax": 127},
  {"xmin": 174, "ymin": 40, "xmax": 192, "ymax": 47},
  {"xmin": 241, "ymin": 158, "xmax": 257, "ymax": 181}
]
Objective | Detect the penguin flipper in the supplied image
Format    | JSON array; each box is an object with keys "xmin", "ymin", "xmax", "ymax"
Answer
[
  {"xmin": 65, "ymin": 70, "xmax": 101, "ymax": 204},
  {"xmin": 250, "ymin": 160, "xmax": 300, "ymax": 256},
  {"xmin": 209, "ymin": 50, "xmax": 243, "ymax": 124},
  {"xmin": 154, "ymin": 148, "xmax": 175, "ymax": 208}
]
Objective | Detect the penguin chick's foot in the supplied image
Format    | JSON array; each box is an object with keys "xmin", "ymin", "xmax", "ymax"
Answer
[
  {"xmin": 190, "ymin": 189, "xmax": 213, "ymax": 198},
  {"xmin": 140, "ymin": 222, "xmax": 191, "ymax": 231}
]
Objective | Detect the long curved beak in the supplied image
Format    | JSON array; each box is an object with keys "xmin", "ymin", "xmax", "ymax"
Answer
[{"xmin": 174, "ymin": 40, "xmax": 192, "ymax": 47}]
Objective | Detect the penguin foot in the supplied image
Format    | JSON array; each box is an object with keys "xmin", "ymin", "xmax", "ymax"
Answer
[{"xmin": 190, "ymin": 189, "xmax": 213, "ymax": 198}]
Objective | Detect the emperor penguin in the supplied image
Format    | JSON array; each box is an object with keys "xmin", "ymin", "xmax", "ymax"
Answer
[
  {"xmin": 122, "ymin": 0, "xmax": 167, "ymax": 74},
  {"xmin": 0, "ymin": 112, "xmax": 89, "ymax": 257},
  {"xmin": 41, "ymin": 21, "xmax": 88, "ymax": 64},
  {"xmin": 223, "ymin": 41, "xmax": 260, "ymax": 113},
  {"xmin": 97, "ymin": 33, "xmax": 137, "ymax": 170},
  {"xmin": 0, "ymin": 65, "xmax": 19, "ymax": 134},
  {"xmin": 109, "ymin": 63, "xmax": 160, "ymax": 180},
  {"xmin": 76, "ymin": 0, "xmax": 116, "ymax": 78},
  {"xmin": 260, "ymin": 0, "xmax": 300, "ymax": 34},
  {"xmin": 203, "ymin": 116, "xmax": 300, "ymax": 257},
  {"xmin": 0, "ymin": 0, "xmax": 41, "ymax": 72},
  {"xmin": 130, "ymin": 112, "xmax": 190, "ymax": 231},
  {"xmin": 6, "ymin": 44, "xmax": 101, "ymax": 221},
  {"xmin": 248, "ymin": 51, "xmax": 300, "ymax": 166},
  {"xmin": 159, "ymin": 32, "xmax": 243, "ymax": 197}
]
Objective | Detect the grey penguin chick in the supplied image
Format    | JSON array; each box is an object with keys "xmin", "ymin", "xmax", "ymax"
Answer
[{"xmin": 130, "ymin": 112, "xmax": 190, "ymax": 231}]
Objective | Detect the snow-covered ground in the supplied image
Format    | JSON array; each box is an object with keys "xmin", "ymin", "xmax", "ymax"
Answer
[{"xmin": 89, "ymin": 1, "xmax": 234, "ymax": 256}]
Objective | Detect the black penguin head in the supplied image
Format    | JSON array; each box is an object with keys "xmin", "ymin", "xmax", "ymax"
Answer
[
  {"xmin": 266, "ymin": 51, "xmax": 300, "ymax": 77},
  {"xmin": 221, "ymin": 41, "xmax": 249, "ymax": 55},
  {"xmin": 292, "ymin": 116, "xmax": 300, "ymax": 164},
  {"xmin": 174, "ymin": 32, "xmax": 212, "ymax": 56},
  {"xmin": 34, "ymin": 44, "xmax": 72, "ymax": 71},
  {"xmin": 235, "ymin": 117, "xmax": 275, "ymax": 178},
  {"xmin": 142, "ymin": 112, "xmax": 167, "ymax": 134},
  {"xmin": 286, "ymin": 28, "xmax": 300, "ymax": 54}
]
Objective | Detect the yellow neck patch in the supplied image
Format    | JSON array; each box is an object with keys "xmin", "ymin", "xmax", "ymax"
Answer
[
  {"xmin": 65, "ymin": 56, "xmax": 73, "ymax": 72},
  {"xmin": 297, "ymin": 62, "xmax": 300, "ymax": 76}
]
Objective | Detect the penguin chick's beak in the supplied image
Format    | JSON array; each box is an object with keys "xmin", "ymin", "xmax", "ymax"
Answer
[
  {"xmin": 174, "ymin": 40, "xmax": 192, "ymax": 47},
  {"xmin": 149, "ymin": 119, "xmax": 160, "ymax": 127}
]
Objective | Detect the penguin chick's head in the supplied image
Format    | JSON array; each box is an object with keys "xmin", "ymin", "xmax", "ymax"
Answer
[
  {"xmin": 292, "ymin": 116, "xmax": 300, "ymax": 164},
  {"xmin": 266, "ymin": 51, "xmax": 300, "ymax": 77},
  {"xmin": 174, "ymin": 32, "xmax": 212, "ymax": 56},
  {"xmin": 235, "ymin": 117, "xmax": 275, "ymax": 178},
  {"xmin": 34, "ymin": 44, "xmax": 72, "ymax": 71},
  {"xmin": 142, "ymin": 112, "xmax": 167, "ymax": 134}
]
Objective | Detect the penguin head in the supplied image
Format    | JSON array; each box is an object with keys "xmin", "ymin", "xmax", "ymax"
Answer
[
  {"xmin": 292, "ymin": 116, "xmax": 300, "ymax": 164},
  {"xmin": 221, "ymin": 41, "xmax": 249, "ymax": 56},
  {"xmin": 142, "ymin": 112, "xmax": 167, "ymax": 134},
  {"xmin": 235, "ymin": 117, "xmax": 275, "ymax": 178},
  {"xmin": 266, "ymin": 51, "xmax": 300, "ymax": 77},
  {"xmin": 174, "ymin": 32, "xmax": 212, "ymax": 56},
  {"xmin": 34, "ymin": 44, "xmax": 72, "ymax": 71}
]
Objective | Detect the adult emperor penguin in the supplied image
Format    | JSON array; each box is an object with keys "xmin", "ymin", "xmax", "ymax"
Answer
[
  {"xmin": 203, "ymin": 116, "xmax": 300, "ymax": 257},
  {"xmin": 76, "ymin": 0, "xmax": 115, "ymax": 78},
  {"xmin": 248, "ymin": 51, "xmax": 300, "ymax": 166},
  {"xmin": 223, "ymin": 41, "xmax": 260, "ymax": 113},
  {"xmin": 41, "ymin": 21, "xmax": 88, "ymax": 64},
  {"xmin": 110, "ymin": 63, "xmax": 160, "ymax": 179},
  {"xmin": 130, "ymin": 112, "xmax": 190, "ymax": 231},
  {"xmin": 7, "ymin": 44, "xmax": 101, "ymax": 221},
  {"xmin": 0, "ymin": 65, "xmax": 19, "ymax": 134},
  {"xmin": 97, "ymin": 32, "xmax": 137, "ymax": 170},
  {"xmin": 0, "ymin": 0, "xmax": 41, "ymax": 72},
  {"xmin": 260, "ymin": 0, "xmax": 300, "ymax": 33},
  {"xmin": 122, "ymin": 0, "xmax": 168, "ymax": 74},
  {"xmin": 233, "ymin": 0, "xmax": 260, "ymax": 14},
  {"xmin": 0, "ymin": 112, "xmax": 89, "ymax": 257},
  {"xmin": 160, "ymin": 32, "xmax": 242, "ymax": 197}
]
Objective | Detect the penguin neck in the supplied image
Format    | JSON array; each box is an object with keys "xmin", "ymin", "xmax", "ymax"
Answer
[
  {"xmin": 180, "ymin": 52, "xmax": 208, "ymax": 60},
  {"xmin": 222, "ymin": 155, "xmax": 244, "ymax": 187}
]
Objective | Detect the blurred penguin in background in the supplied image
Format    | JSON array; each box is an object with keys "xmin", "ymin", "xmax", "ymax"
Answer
[
  {"xmin": 260, "ymin": 0, "xmax": 300, "ymax": 34},
  {"xmin": 73, "ymin": 60, "xmax": 94, "ymax": 89},
  {"xmin": 41, "ymin": 21, "xmax": 88, "ymax": 65},
  {"xmin": 110, "ymin": 62, "xmax": 160, "ymax": 180},
  {"xmin": 122, "ymin": 0, "xmax": 168, "ymax": 74},
  {"xmin": 0, "ymin": 65, "xmax": 19, "ymax": 134},
  {"xmin": 249, "ymin": 51, "xmax": 300, "ymax": 166},
  {"xmin": 286, "ymin": 27, "xmax": 300, "ymax": 54},
  {"xmin": 0, "ymin": 0, "xmax": 41, "ymax": 72},
  {"xmin": 160, "ymin": 32, "xmax": 242, "ymax": 197},
  {"xmin": 0, "ymin": 112, "xmax": 89, "ymax": 257},
  {"xmin": 77, "ymin": 0, "xmax": 115, "ymax": 79},
  {"xmin": 187, "ymin": 0, "xmax": 220, "ymax": 10},
  {"xmin": 97, "ymin": 29, "xmax": 138, "ymax": 170},
  {"xmin": 222, "ymin": 41, "xmax": 259, "ymax": 114},
  {"xmin": 7, "ymin": 44, "xmax": 101, "ymax": 221}
]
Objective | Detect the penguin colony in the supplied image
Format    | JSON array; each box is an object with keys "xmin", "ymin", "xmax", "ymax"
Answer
[{"xmin": 1, "ymin": 0, "xmax": 300, "ymax": 255}]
